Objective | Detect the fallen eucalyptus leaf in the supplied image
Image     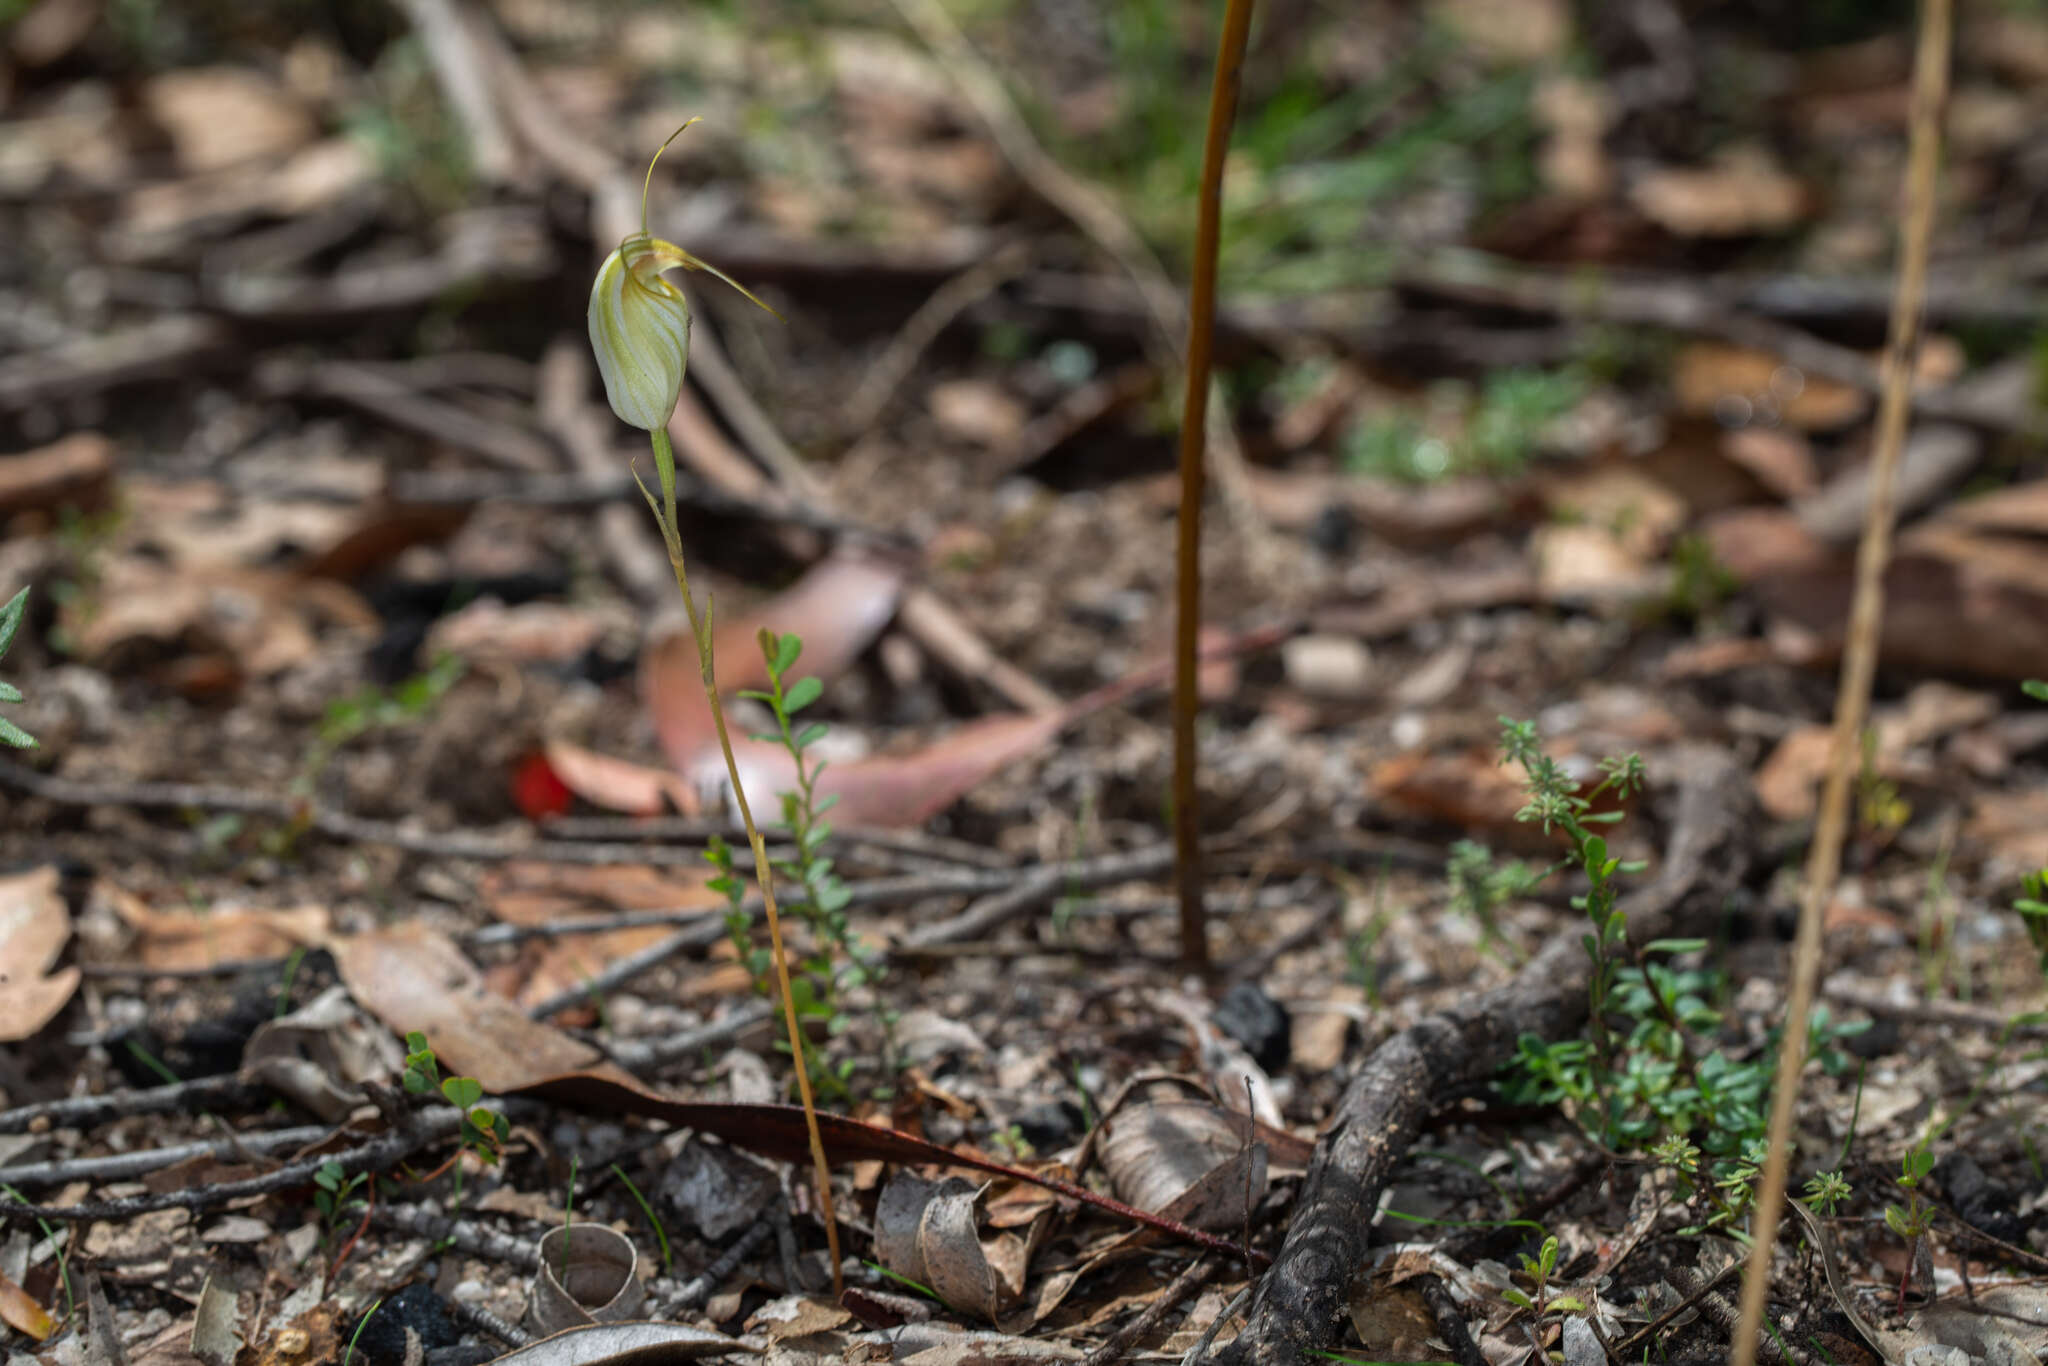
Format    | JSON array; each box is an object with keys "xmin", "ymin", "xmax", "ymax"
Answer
[{"xmin": 484, "ymin": 1321, "xmax": 747, "ymax": 1366}]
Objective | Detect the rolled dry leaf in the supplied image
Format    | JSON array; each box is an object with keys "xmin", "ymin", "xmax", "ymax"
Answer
[{"xmin": 529, "ymin": 1225, "xmax": 646, "ymax": 1334}]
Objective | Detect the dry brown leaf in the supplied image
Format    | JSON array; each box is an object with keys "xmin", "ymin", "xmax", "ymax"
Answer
[
  {"xmin": 479, "ymin": 862, "xmax": 722, "ymax": 1010},
  {"xmin": 644, "ymin": 550, "xmax": 907, "ymax": 773},
  {"xmin": 1430, "ymin": 0, "xmax": 1571, "ymax": 63},
  {"xmin": 928, "ymin": 380, "xmax": 1027, "ymax": 445},
  {"xmin": 105, "ymin": 885, "xmax": 330, "ymax": 971},
  {"xmin": 1371, "ymin": 750, "xmax": 1542, "ymax": 844},
  {"xmin": 1533, "ymin": 74, "xmax": 1612, "ymax": 199},
  {"xmin": 1752, "ymin": 726, "xmax": 1838, "ymax": 823},
  {"xmin": 875, "ymin": 1173, "xmax": 1015, "ymax": 1322},
  {"xmin": 1719, "ymin": 427, "xmax": 1819, "ymax": 499},
  {"xmin": 1966, "ymin": 788, "xmax": 2048, "ymax": 871},
  {"xmin": 333, "ymin": 921, "xmax": 626, "ymax": 1092},
  {"xmin": 1096, "ymin": 1102, "xmax": 1268, "ymax": 1231},
  {"xmin": 1672, "ymin": 344, "xmax": 1865, "ymax": 430},
  {"xmin": 427, "ymin": 599, "xmax": 620, "ymax": 667},
  {"xmin": 0, "ymin": 867, "xmax": 78, "ymax": 1043},
  {"xmin": 1631, "ymin": 147, "xmax": 1808, "ymax": 237},
  {"xmin": 0, "ymin": 431, "xmax": 114, "ymax": 521},
  {"xmin": 1348, "ymin": 1279, "xmax": 1442, "ymax": 1363},
  {"xmin": 140, "ymin": 67, "xmax": 314, "ymax": 174},
  {"xmin": 541, "ymin": 738, "xmax": 696, "ymax": 816},
  {"xmin": 747, "ymin": 1294, "xmax": 854, "ymax": 1342},
  {"xmin": 0, "ymin": 1268, "xmax": 54, "ymax": 1341}
]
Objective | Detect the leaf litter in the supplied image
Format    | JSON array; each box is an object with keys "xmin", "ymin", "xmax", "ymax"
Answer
[{"xmin": 2, "ymin": 3, "xmax": 2048, "ymax": 1366}]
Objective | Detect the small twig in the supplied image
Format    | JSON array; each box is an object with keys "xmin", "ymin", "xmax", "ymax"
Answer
[
  {"xmin": 600, "ymin": 1001, "xmax": 778, "ymax": 1071},
  {"xmin": 0, "ymin": 1110, "xmax": 461, "ymax": 1225},
  {"xmin": 1182, "ymin": 1282, "xmax": 1253, "ymax": 1366},
  {"xmin": 524, "ymin": 845, "xmax": 1178, "ymax": 1018},
  {"xmin": 1086, "ymin": 1255, "xmax": 1223, "ymax": 1366},
  {"xmin": 1415, "ymin": 1276, "xmax": 1488, "ymax": 1366},
  {"xmin": 445, "ymin": 1296, "xmax": 531, "ymax": 1349},
  {"xmin": 0, "ymin": 760, "xmax": 720, "ymax": 868},
  {"xmin": 671, "ymin": 1219, "xmax": 776, "ymax": 1312},
  {"xmin": 0, "ymin": 1123, "xmax": 334, "ymax": 1189},
  {"xmin": 1671, "ymin": 1265, "xmax": 1810, "ymax": 1366},
  {"xmin": 1613, "ymin": 1259, "xmax": 1740, "ymax": 1358},
  {"xmin": 370, "ymin": 1200, "xmax": 542, "ymax": 1270},
  {"xmin": 1734, "ymin": 1, "xmax": 1952, "ymax": 1357},
  {"xmin": 0, "ymin": 1075, "xmax": 264, "ymax": 1136}
]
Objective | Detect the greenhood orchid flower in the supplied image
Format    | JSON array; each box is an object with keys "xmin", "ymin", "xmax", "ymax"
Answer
[{"xmin": 587, "ymin": 120, "xmax": 778, "ymax": 431}]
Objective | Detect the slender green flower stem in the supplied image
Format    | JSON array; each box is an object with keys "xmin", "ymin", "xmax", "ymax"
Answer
[{"xmin": 642, "ymin": 425, "xmax": 843, "ymax": 1295}]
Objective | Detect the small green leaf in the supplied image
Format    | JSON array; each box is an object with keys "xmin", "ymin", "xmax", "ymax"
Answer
[
  {"xmin": 795, "ymin": 721, "xmax": 829, "ymax": 751},
  {"xmin": 0, "ymin": 587, "xmax": 28, "ymax": 659},
  {"xmin": 0, "ymin": 715, "xmax": 35, "ymax": 749},
  {"xmin": 442, "ymin": 1076, "xmax": 483, "ymax": 1110},
  {"xmin": 783, "ymin": 676, "xmax": 823, "ymax": 714},
  {"xmin": 1501, "ymin": 1288, "xmax": 1535, "ymax": 1310},
  {"xmin": 0, "ymin": 682, "xmax": 21, "ymax": 704},
  {"xmin": 773, "ymin": 633, "xmax": 803, "ymax": 675},
  {"xmin": 2024, "ymin": 680, "xmax": 2048, "ymax": 702}
]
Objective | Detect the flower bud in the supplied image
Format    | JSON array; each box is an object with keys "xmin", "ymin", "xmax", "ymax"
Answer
[{"xmin": 588, "ymin": 232, "xmax": 696, "ymax": 431}]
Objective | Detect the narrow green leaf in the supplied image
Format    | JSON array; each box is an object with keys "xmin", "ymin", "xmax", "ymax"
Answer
[
  {"xmin": 0, "ymin": 587, "xmax": 27, "ymax": 660},
  {"xmin": 774, "ymin": 633, "xmax": 803, "ymax": 675},
  {"xmin": 0, "ymin": 716, "xmax": 35, "ymax": 749}
]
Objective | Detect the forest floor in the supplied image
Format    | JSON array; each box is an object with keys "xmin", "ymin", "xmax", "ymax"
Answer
[{"xmin": 3, "ymin": 2, "xmax": 2048, "ymax": 1365}]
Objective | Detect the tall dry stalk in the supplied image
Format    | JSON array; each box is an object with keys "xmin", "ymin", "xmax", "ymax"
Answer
[
  {"xmin": 1731, "ymin": 1, "xmax": 1951, "ymax": 1357},
  {"xmin": 1172, "ymin": 0, "xmax": 1257, "ymax": 973}
]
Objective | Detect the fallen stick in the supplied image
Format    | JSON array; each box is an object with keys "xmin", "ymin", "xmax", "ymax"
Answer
[{"xmin": 1214, "ymin": 749, "xmax": 1760, "ymax": 1366}]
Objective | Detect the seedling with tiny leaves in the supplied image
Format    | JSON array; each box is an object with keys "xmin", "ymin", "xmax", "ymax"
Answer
[
  {"xmin": 0, "ymin": 587, "xmax": 37, "ymax": 749},
  {"xmin": 1884, "ymin": 1143, "xmax": 1937, "ymax": 1309},
  {"xmin": 402, "ymin": 1032, "xmax": 508, "ymax": 1196},
  {"xmin": 312, "ymin": 1160, "xmax": 368, "ymax": 1249},
  {"xmin": 1500, "ymin": 1234, "xmax": 1586, "ymax": 1319},
  {"xmin": 1498, "ymin": 718, "xmax": 1867, "ymax": 1225},
  {"xmin": 708, "ymin": 630, "xmax": 892, "ymax": 1101}
]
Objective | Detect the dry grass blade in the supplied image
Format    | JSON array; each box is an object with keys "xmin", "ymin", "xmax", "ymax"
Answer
[{"xmin": 1732, "ymin": 0, "xmax": 1953, "ymax": 1358}]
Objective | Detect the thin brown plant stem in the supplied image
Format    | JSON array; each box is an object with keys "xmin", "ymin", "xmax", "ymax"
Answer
[
  {"xmin": 1731, "ymin": 0, "xmax": 1950, "ymax": 1358},
  {"xmin": 1172, "ymin": 0, "xmax": 1256, "ymax": 976},
  {"xmin": 645, "ymin": 427, "xmax": 843, "ymax": 1297}
]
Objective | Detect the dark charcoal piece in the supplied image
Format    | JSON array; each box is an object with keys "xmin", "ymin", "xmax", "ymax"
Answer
[
  {"xmin": 1012, "ymin": 1099, "xmax": 1086, "ymax": 1152},
  {"xmin": 1934, "ymin": 1152, "xmax": 2027, "ymax": 1246},
  {"xmin": 353, "ymin": 1284, "xmax": 462, "ymax": 1366},
  {"xmin": 1841, "ymin": 1014, "xmax": 1898, "ymax": 1061},
  {"xmin": 1214, "ymin": 980, "xmax": 1291, "ymax": 1074},
  {"xmin": 1310, "ymin": 503, "xmax": 1356, "ymax": 557}
]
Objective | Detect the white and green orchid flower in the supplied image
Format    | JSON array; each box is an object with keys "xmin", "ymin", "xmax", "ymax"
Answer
[{"xmin": 587, "ymin": 120, "xmax": 778, "ymax": 431}]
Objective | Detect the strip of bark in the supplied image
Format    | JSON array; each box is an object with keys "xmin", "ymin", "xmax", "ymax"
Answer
[{"xmin": 1215, "ymin": 750, "xmax": 1759, "ymax": 1366}]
